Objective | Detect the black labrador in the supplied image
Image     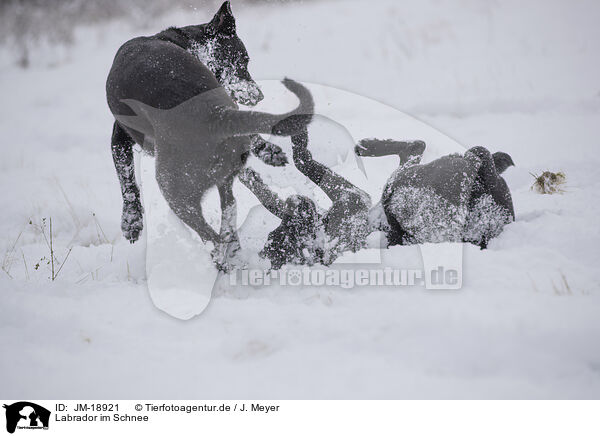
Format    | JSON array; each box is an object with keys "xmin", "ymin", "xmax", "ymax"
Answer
[{"xmin": 106, "ymin": 2, "xmax": 313, "ymax": 269}]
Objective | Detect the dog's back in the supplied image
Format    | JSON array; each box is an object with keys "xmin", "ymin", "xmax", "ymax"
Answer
[{"xmin": 106, "ymin": 35, "xmax": 223, "ymax": 149}]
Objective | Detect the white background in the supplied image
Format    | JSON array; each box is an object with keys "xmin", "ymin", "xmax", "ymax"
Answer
[
  {"xmin": 2, "ymin": 400, "xmax": 600, "ymax": 435},
  {"xmin": 1, "ymin": 0, "xmax": 599, "ymax": 398}
]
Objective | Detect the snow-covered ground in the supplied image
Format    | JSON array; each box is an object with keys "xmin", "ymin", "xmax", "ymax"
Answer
[{"xmin": 1, "ymin": 0, "xmax": 600, "ymax": 398}]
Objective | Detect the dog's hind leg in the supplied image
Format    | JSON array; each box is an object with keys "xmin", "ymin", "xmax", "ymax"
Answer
[
  {"xmin": 111, "ymin": 121, "xmax": 144, "ymax": 243},
  {"xmin": 212, "ymin": 177, "xmax": 242, "ymax": 272},
  {"xmin": 356, "ymin": 139, "xmax": 426, "ymax": 166},
  {"xmin": 160, "ymin": 191, "xmax": 220, "ymax": 245}
]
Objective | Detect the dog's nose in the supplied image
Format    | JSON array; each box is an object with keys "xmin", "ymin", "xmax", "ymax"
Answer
[{"xmin": 255, "ymin": 87, "xmax": 264, "ymax": 103}]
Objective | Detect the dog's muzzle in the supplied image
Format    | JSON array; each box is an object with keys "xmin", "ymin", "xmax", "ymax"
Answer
[{"xmin": 225, "ymin": 78, "xmax": 264, "ymax": 106}]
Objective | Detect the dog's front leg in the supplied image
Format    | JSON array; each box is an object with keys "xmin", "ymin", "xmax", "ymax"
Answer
[
  {"xmin": 212, "ymin": 177, "xmax": 242, "ymax": 272},
  {"xmin": 111, "ymin": 121, "xmax": 144, "ymax": 243}
]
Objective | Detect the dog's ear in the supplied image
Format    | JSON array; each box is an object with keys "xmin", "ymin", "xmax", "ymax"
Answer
[{"xmin": 209, "ymin": 1, "xmax": 236, "ymax": 36}]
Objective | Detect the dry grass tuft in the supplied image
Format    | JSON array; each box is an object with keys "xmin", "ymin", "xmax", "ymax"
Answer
[{"xmin": 530, "ymin": 171, "xmax": 566, "ymax": 194}]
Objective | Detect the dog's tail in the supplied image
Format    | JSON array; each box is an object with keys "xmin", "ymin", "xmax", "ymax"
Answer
[
  {"xmin": 270, "ymin": 78, "xmax": 314, "ymax": 136},
  {"xmin": 216, "ymin": 78, "xmax": 314, "ymax": 137}
]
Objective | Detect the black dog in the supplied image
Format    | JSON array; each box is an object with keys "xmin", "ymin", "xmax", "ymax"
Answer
[
  {"xmin": 357, "ymin": 140, "xmax": 514, "ymax": 248},
  {"xmin": 106, "ymin": 2, "xmax": 312, "ymax": 269}
]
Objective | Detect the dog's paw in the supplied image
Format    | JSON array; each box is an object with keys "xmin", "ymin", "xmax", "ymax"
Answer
[
  {"xmin": 121, "ymin": 200, "xmax": 144, "ymax": 243},
  {"xmin": 409, "ymin": 140, "xmax": 426, "ymax": 155},
  {"xmin": 250, "ymin": 135, "xmax": 288, "ymax": 167},
  {"xmin": 211, "ymin": 239, "xmax": 243, "ymax": 273},
  {"xmin": 256, "ymin": 142, "xmax": 288, "ymax": 167}
]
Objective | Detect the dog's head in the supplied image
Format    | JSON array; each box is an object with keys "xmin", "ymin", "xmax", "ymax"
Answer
[
  {"xmin": 183, "ymin": 1, "xmax": 263, "ymax": 106},
  {"xmin": 492, "ymin": 151, "xmax": 515, "ymax": 174},
  {"xmin": 283, "ymin": 195, "xmax": 319, "ymax": 236}
]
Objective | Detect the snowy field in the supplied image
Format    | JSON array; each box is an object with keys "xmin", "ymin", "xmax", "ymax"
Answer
[{"xmin": 1, "ymin": 0, "xmax": 600, "ymax": 398}]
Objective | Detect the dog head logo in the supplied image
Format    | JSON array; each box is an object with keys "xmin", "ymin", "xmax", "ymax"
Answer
[{"xmin": 3, "ymin": 402, "xmax": 50, "ymax": 434}]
